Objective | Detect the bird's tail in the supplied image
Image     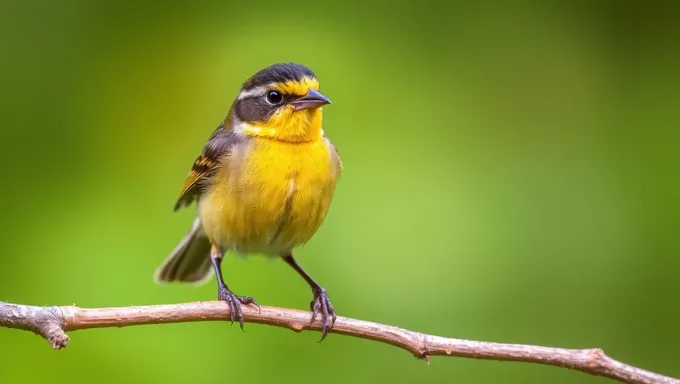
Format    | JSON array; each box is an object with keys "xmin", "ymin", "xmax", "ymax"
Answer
[{"xmin": 154, "ymin": 218, "xmax": 213, "ymax": 285}]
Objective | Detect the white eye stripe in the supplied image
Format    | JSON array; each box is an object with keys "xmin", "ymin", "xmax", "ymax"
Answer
[{"xmin": 237, "ymin": 86, "xmax": 268, "ymax": 100}]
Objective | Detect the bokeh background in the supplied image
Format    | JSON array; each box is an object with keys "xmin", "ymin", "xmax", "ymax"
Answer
[{"xmin": 1, "ymin": 1, "xmax": 678, "ymax": 383}]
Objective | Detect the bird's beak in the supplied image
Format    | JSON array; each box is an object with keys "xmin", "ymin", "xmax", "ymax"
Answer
[{"xmin": 292, "ymin": 89, "xmax": 331, "ymax": 111}]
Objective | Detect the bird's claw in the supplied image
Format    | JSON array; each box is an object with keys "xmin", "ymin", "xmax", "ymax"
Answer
[
  {"xmin": 218, "ymin": 285, "xmax": 259, "ymax": 330},
  {"xmin": 310, "ymin": 288, "xmax": 336, "ymax": 342}
]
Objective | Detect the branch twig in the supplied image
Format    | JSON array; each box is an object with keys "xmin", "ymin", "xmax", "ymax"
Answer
[{"xmin": 0, "ymin": 301, "xmax": 676, "ymax": 384}]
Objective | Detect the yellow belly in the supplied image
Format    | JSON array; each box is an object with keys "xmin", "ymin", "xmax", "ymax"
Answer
[{"xmin": 198, "ymin": 137, "xmax": 339, "ymax": 256}]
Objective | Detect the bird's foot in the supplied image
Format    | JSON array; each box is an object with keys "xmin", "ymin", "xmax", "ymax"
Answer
[
  {"xmin": 218, "ymin": 285, "xmax": 260, "ymax": 330},
  {"xmin": 310, "ymin": 288, "xmax": 336, "ymax": 342}
]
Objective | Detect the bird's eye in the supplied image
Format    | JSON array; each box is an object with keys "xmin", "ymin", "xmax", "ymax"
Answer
[{"xmin": 266, "ymin": 90, "xmax": 283, "ymax": 104}]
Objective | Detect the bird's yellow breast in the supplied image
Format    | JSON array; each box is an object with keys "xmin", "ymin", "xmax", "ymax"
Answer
[{"xmin": 198, "ymin": 136, "xmax": 340, "ymax": 256}]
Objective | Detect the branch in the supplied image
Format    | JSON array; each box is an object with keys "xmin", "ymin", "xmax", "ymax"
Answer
[{"xmin": 0, "ymin": 301, "xmax": 676, "ymax": 384}]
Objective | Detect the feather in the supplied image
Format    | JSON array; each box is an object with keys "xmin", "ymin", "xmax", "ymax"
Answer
[{"xmin": 173, "ymin": 120, "xmax": 242, "ymax": 211}]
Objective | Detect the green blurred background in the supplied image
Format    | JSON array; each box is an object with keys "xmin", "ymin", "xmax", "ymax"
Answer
[{"xmin": 1, "ymin": 1, "xmax": 678, "ymax": 383}]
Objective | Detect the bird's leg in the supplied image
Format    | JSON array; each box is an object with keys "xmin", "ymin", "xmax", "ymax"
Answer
[
  {"xmin": 283, "ymin": 252, "xmax": 336, "ymax": 341},
  {"xmin": 210, "ymin": 245, "xmax": 259, "ymax": 330}
]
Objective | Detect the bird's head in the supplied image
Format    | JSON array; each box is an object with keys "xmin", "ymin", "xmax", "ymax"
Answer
[{"xmin": 229, "ymin": 63, "xmax": 331, "ymax": 142}]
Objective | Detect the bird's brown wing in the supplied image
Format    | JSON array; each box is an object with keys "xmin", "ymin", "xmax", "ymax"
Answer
[{"xmin": 174, "ymin": 122, "xmax": 242, "ymax": 211}]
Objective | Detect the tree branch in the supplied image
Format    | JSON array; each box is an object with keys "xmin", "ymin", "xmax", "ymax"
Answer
[{"xmin": 0, "ymin": 301, "xmax": 676, "ymax": 384}]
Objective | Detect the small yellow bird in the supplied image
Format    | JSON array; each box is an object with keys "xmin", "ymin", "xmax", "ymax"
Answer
[{"xmin": 155, "ymin": 63, "xmax": 342, "ymax": 340}]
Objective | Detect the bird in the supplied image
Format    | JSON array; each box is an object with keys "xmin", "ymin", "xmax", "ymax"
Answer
[{"xmin": 154, "ymin": 62, "xmax": 342, "ymax": 340}]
